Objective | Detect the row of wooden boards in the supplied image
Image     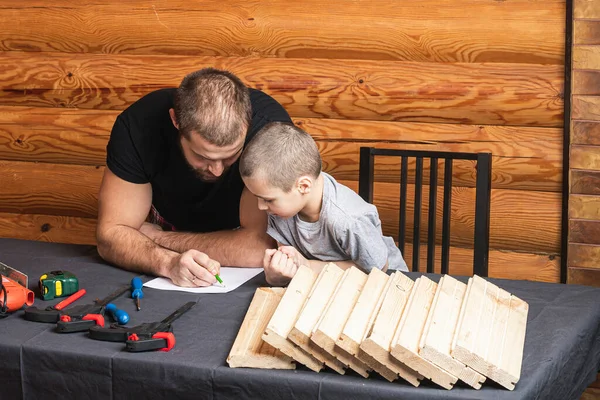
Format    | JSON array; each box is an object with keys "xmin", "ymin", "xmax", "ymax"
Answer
[{"xmin": 227, "ymin": 264, "xmax": 529, "ymax": 390}]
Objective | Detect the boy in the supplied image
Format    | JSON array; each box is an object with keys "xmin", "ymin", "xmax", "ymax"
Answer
[{"xmin": 239, "ymin": 122, "xmax": 408, "ymax": 286}]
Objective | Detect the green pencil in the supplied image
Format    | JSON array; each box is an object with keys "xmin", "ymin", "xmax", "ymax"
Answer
[{"xmin": 215, "ymin": 273, "xmax": 225, "ymax": 287}]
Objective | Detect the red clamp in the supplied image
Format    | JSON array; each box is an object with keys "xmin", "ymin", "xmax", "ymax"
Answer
[
  {"xmin": 153, "ymin": 332, "xmax": 176, "ymax": 352},
  {"xmin": 82, "ymin": 313, "xmax": 105, "ymax": 327}
]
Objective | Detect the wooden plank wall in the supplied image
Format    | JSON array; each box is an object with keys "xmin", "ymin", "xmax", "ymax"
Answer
[
  {"xmin": 0, "ymin": 1, "xmax": 566, "ymax": 282},
  {"xmin": 570, "ymin": 0, "xmax": 600, "ymax": 288}
]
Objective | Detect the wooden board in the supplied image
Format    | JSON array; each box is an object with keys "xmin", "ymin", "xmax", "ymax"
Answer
[
  {"xmin": 311, "ymin": 266, "xmax": 371, "ymax": 377},
  {"xmin": 0, "ymin": 106, "xmax": 563, "ymax": 191},
  {"xmin": 0, "ymin": 212, "xmax": 97, "ymax": 244},
  {"xmin": 573, "ymin": 96, "xmax": 600, "ymax": 121},
  {"xmin": 451, "ymin": 275, "xmax": 529, "ymax": 390},
  {"xmin": 419, "ymin": 276, "xmax": 486, "ymax": 389},
  {"xmin": 570, "ymin": 220, "xmax": 600, "ymax": 245},
  {"xmin": 573, "ymin": 45, "xmax": 600, "ymax": 70},
  {"xmin": 390, "ymin": 276, "xmax": 458, "ymax": 389},
  {"xmin": 262, "ymin": 265, "xmax": 322, "ymax": 372},
  {"xmin": 568, "ymin": 243, "xmax": 600, "ymax": 269},
  {"xmin": 571, "ymin": 170, "xmax": 600, "ymax": 195},
  {"xmin": 359, "ymin": 272, "xmax": 423, "ymax": 386},
  {"xmin": 571, "ymin": 121, "xmax": 600, "ymax": 146},
  {"xmin": 568, "ymin": 267, "xmax": 600, "ymax": 287},
  {"xmin": 574, "ymin": 20, "xmax": 600, "ymax": 45},
  {"xmin": 0, "ymin": 1, "xmax": 564, "ymax": 64},
  {"xmin": 0, "ymin": 52, "xmax": 563, "ymax": 127},
  {"xmin": 288, "ymin": 263, "xmax": 347, "ymax": 374},
  {"xmin": 227, "ymin": 287, "xmax": 295, "ymax": 369},
  {"xmin": 337, "ymin": 268, "xmax": 390, "ymax": 356}
]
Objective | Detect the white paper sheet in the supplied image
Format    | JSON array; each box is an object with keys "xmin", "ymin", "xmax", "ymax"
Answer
[{"xmin": 143, "ymin": 267, "xmax": 263, "ymax": 293}]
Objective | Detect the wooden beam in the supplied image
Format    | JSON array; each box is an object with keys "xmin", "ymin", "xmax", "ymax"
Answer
[
  {"xmin": 451, "ymin": 276, "xmax": 529, "ymax": 390},
  {"xmin": 573, "ymin": 96, "xmax": 600, "ymax": 121},
  {"xmin": 569, "ymin": 195, "xmax": 600, "ymax": 220},
  {"xmin": 568, "ymin": 267, "xmax": 600, "ymax": 286},
  {"xmin": 311, "ymin": 267, "xmax": 371, "ymax": 377},
  {"xmin": 568, "ymin": 243, "xmax": 600, "ymax": 269},
  {"xmin": 419, "ymin": 276, "xmax": 486, "ymax": 389},
  {"xmin": 390, "ymin": 276, "xmax": 458, "ymax": 390},
  {"xmin": 573, "ymin": 45, "xmax": 600, "ymax": 69},
  {"xmin": 227, "ymin": 287, "xmax": 295, "ymax": 369},
  {"xmin": 0, "ymin": 212, "xmax": 96, "ymax": 244},
  {"xmin": 574, "ymin": 20, "xmax": 600, "ymax": 45},
  {"xmin": 0, "ymin": 51, "xmax": 563, "ymax": 126},
  {"xmin": 287, "ymin": 263, "xmax": 347, "ymax": 374},
  {"xmin": 569, "ymin": 220, "xmax": 600, "ymax": 245},
  {"xmin": 359, "ymin": 272, "xmax": 423, "ymax": 386},
  {"xmin": 262, "ymin": 265, "xmax": 322, "ymax": 372},
  {"xmin": 571, "ymin": 121, "xmax": 600, "ymax": 145},
  {"xmin": 575, "ymin": 0, "xmax": 600, "ymax": 18},
  {"xmin": 0, "ymin": 1, "xmax": 564, "ymax": 64},
  {"xmin": 573, "ymin": 70, "xmax": 600, "ymax": 96}
]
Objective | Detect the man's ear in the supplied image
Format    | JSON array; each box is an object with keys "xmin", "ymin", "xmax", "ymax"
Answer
[
  {"xmin": 169, "ymin": 108, "xmax": 179, "ymax": 130},
  {"xmin": 297, "ymin": 176, "xmax": 313, "ymax": 194}
]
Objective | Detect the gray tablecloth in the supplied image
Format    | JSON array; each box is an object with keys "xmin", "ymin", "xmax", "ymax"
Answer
[{"xmin": 0, "ymin": 238, "xmax": 599, "ymax": 400}]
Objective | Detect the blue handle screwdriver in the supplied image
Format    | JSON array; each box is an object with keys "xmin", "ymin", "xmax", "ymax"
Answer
[
  {"xmin": 131, "ymin": 277, "xmax": 144, "ymax": 311},
  {"xmin": 105, "ymin": 303, "xmax": 130, "ymax": 325}
]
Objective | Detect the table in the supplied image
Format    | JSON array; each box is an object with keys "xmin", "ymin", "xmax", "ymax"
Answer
[{"xmin": 1, "ymin": 238, "xmax": 599, "ymax": 400}]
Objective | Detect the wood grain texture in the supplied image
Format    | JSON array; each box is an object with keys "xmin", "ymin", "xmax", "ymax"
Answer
[
  {"xmin": 0, "ymin": 106, "xmax": 563, "ymax": 191},
  {"xmin": 570, "ymin": 220, "xmax": 600, "ymax": 245},
  {"xmin": 571, "ymin": 145, "xmax": 600, "ymax": 170},
  {"xmin": 572, "ymin": 96, "xmax": 600, "ymax": 121},
  {"xmin": 571, "ymin": 170, "xmax": 600, "ymax": 195},
  {"xmin": 570, "ymin": 195, "xmax": 600, "ymax": 220},
  {"xmin": 0, "ymin": 52, "xmax": 564, "ymax": 127},
  {"xmin": 573, "ymin": 70, "xmax": 600, "ymax": 96},
  {"xmin": 568, "ymin": 243, "xmax": 600, "ymax": 269},
  {"xmin": 575, "ymin": 0, "xmax": 600, "ymax": 18},
  {"xmin": 0, "ymin": 1, "xmax": 565, "ymax": 64},
  {"xmin": 574, "ymin": 20, "xmax": 600, "ymax": 45},
  {"xmin": 573, "ymin": 45, "xmax": 600, "ymax": 69},
  {"xmin": 572, "ymin": 121, "xmax": 600, "ymax": 145},
  {"xmin": 0, "ymin": 161, "xmax": 559, "ymax": 253},
  {"xmin": 340, "ymin": 180, "xmax": 561, "ymax": 254},
  {"xmin": 0, "ymin": 212, "xmax": 96, "ymax": 244},
  {"xmin": 0, "ymin": 160, "xmax": 102, "ymax": 218},
  {"xmin": 568, "ymin": 267, "xmax": 600, "ymax": 287},
  {"xmin": 403, "ymin": 243, "xmax": 560, "ymax": 283},
  {"xmin": 0, "ymin": 106, "xmax": 112, "ymax": 165},
  {"xmin": 302, "ymin": 118, "xmax": 562, "ymax": 192}
]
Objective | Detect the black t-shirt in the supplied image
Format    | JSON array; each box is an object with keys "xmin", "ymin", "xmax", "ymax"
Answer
[{"xmin": 106, "ymin": 88, "xmax": 292, "ymax": 232}]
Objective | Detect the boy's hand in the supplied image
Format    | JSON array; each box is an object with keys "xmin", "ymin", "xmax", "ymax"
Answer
[
  {"xmin": 263, "ymin": 248, "xmax": 298, "ymax": 286},
  {"xmin": 278, "ymin": 246, "xmax": 309, "ymax": 268}
]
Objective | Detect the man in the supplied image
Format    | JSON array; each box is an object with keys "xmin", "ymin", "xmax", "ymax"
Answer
[{"xmin": 96, "ymin": 68, "xmax": 292, "ymax": 287}]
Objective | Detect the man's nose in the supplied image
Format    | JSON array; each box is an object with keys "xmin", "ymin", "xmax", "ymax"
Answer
[{"xmin": 208, "ymin": 161, "xmax": 224, "ymax": 176}]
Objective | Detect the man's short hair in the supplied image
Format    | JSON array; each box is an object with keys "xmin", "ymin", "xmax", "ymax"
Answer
[
  {"xmin": 174, "ymin": 68, "xmax": 251, "ymax": 146},
  {"xmin": 240, "ymin": 122, "xmax": 322, "ymax": 192}
]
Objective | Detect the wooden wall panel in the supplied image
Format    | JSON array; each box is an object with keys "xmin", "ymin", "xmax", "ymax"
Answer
[
  {"xmin": 0, "ymin": 212, "xmax": 96, "ymax": 244},
  {"xmin": 574, "ymin": 21, "xmax": 600, "ymax": 45},
  {"xmin": 573, "ymin": 45, "xmax": 600, "ymax": 69},
  {"xmin": 571, "ymin": 145, "xmax": 600, "ymax": 170},
  {"xmin": 572, "ymin": 96, "xmax": 600, "ymax": 120},
  {"xmin": 569, "ymin": 196, "xmax": 600, "ymax": 220},
  {"xmin": 575, "ymin": 0, "xmax": 600, "ymax": 18},
  {"xmin": 0, "ymin": 1, "xmax": 564, "ymax": 64},
  {"xmin": 0, "ymin": 52, "xmax": 564, "ymax": 127},
  {"xmin": 571, "ymin": 121, "xmax": 600, "ymax": 145},
  {"xmin": 569, "ymin": 220, "xmax": 600, "ymax": 245},
  {"xmin": 569, "ymin": 244, "xmax": 600, "ymax": 269},
  {"xmin": 571, "ymin": 170, "xmax": 600, "ymax": 195},
  {"xmin": 0, "ymin": 107, "xmax": 563, "ymax": 191},
  {"xmin": 573, "ymin": 70, "xmax": 600, "ymax": 95},
  {"xmin": 341, "ymin": 180, "xmax": 561, "ymax": 254}
]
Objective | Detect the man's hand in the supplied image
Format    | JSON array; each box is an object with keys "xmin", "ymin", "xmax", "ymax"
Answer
[
  {"xmin": 263, "ymin": 248, "xmax": 298, "ymax": 286},
  {"xmin": 168, "ymin": 249, "xmax": 220, "ymax": 287},
  {"xmin": 139, "ymin": 222, "xmax": 163, "ymax": 242}
]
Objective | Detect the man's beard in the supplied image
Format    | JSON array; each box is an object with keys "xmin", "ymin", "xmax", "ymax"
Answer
[{"xmin": 188, "ymin": 163, "xmax": 229, "ymax": 182}]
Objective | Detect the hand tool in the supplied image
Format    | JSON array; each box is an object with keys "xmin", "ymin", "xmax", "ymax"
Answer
[
  {"xmin": 131, "ymin": 277, "xmax": 143, "ymax": 311},
  {"xmin": 0, "ymin": 262, "xmax": 28, "ymax": 287},
  {"xmin": 39, "ymin": 270, "xmax": 79, "ymax": 300},
  {"xmin": 89, "ymin": 301, "xmax": 195, "ymax": 352},
  {"xmin": 105, "ymin": 303, "xmax": 129, "ymax": 325},
  {"xmin": 1, "ymin": 274, "xmax": 34, "ymax": 317},
  {"xmin": 24, "ymin": 289, "xmax": 86, "ymax": 322},
  {"xmin": 55, "ymin": 284, "xmax": 130, "ymax": 333}
]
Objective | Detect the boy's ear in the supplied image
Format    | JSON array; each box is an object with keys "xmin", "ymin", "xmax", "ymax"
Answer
[{"xmin": 297, "ymin": 176, "xmax": 313, "ymax": 194}]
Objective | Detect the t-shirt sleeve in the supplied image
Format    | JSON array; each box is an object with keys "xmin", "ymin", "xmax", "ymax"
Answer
[
  {"xmin": 336, "ymin": 215, "xmax": 390, "ymax": 272},
  {"xmin": 106, "ymin": 115, "xmax": 149, "ymax": 184},
  {"xmin": 266, "ymin": 214, "xmax": 292, "ymax": 246}
]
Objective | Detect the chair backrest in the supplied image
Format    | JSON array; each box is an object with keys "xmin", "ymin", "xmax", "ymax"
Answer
[{"xmin": 358, "ymin": 147, "xmax": 492, "ymax": 276}]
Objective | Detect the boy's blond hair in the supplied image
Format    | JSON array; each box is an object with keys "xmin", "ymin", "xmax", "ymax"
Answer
[{"xmin": 240, "ymin": 122, "xmax": 322, "ymax": 192}]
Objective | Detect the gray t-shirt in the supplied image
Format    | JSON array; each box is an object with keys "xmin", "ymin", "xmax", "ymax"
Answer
[{"xmin": 267, "ymin": 172, "xmax": 408, "ymax": 272}]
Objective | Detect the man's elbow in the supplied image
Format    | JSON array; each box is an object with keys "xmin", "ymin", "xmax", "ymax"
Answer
[{"xmin": 96, "ymin": 224, "xmax": 116, "ymax": 262}]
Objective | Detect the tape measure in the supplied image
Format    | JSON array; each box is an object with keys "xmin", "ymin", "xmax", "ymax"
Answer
[{"xmin": 39, "ymin": 270, "xmax": 79, "ymax": 301}]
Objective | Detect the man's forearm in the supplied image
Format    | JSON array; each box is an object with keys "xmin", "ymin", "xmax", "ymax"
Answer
[
  {"xmin": 151, "ymin": 228, "xmax": 274, "ymax": 267},
  {"xmin": 97, "ymin": 225, "xmax": 177, "ymax": 277}
]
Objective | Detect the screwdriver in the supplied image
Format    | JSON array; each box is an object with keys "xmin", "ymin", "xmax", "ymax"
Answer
[
  {"xmin": 131, "ymin": 277, "xmax": 144, "ymax": 311},
  {"xmin": 105, "ymin": 303, "xmax": 130, "ymax": 325}
]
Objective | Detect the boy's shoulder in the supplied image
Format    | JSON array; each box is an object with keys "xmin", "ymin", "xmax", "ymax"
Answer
[{"xmin": 322, "ymin": 172, "xmax": 379, "ymax": 221}]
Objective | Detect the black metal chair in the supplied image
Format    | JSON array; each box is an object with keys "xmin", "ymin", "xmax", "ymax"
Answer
[{"xmin": 358, "ymin": 147, "xmax": 492, "ymax": 276}]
